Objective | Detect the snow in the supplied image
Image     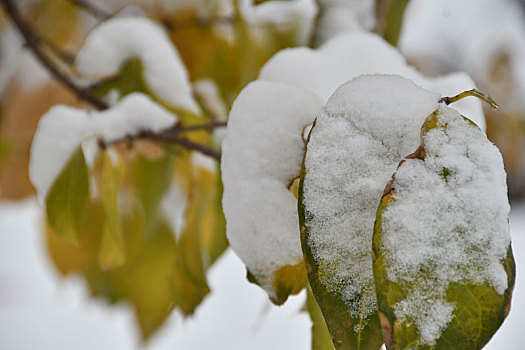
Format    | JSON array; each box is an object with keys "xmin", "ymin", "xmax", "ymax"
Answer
[
  {"xmin": 193, "ymin": 79, "xmax": 228, "ymax": 121},
  {"xmin": 0, "ymin": 199, "xmax": 310, "ymax": 350},
  {"xmin": 314, "ymin": 0, "xmax": 375, "ymax": 44},
  {"xmin": 221, "ymin": 81, "xmax": 323, "ymax": 296},
  {"xmin": 302, "ymin": 75, "xmax": 440, "ymax": 322},
  {"xmin": 0, "ymin": 26, "xmax": 51, "ymax": 94},
  {"xmin": 0, "ymin": 197, "xmax": 522, "ymax": 349},
  {"xmin": 241, "ymin": 0, "xmax": 318, "ymax": 44},
  {"xmin": 224, "ymin": 32, "xmax": 488, "ymax": 301},
  {"xmin": 29, "ymin": 93, "xmax": 177, "ymax": 204},
  {"xmin": 259, "ymin": 31, "xmax": 486, "ymax": 130},
  {"xmin": 75, "ymin": 16, "xmax": 200, "ymax": 114},
  {"xmin": 381, "ymin": 106, "xmax": 511, "ymax": 345},
  {"xmin": 29, "ymin": 106, "xmax": 91, "ymax": 202},
  {"xmin": 91, "ymin": 93, "xmax": 177, "ymax": 143},
  {"xmin": 400, "ymin": 0, "xmax": 525, "ymax": 100}
]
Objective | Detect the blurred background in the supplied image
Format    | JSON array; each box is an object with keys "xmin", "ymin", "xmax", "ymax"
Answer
[{"xmin": 0, "ymin": 0, "xmax": 523, "ymax": 349}]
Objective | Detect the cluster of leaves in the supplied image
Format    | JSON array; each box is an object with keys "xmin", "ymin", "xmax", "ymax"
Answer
[
  {"xmin": 298, "ymin": 88, "xmax": 515, "ymax": 349},
  {"xmin": 0, "ymin": 0, "xmax": 320, "ymax": 340}
]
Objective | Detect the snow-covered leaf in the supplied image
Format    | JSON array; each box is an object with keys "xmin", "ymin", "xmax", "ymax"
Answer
[
  {"xmin": 299, "ymin": 75, "xmax": 442, "ymax": 349},
  {"xmin": 373, "ymin": 106, "xmax": 515, "ymax": 349},
  {"xmin": 76, "ymin": 16, "xmax": 200, "ymax": 114},
  {"xmin": 29, "ymin": 93, "xmax": 177, "ymax": 205},
  {"xmin": 29, "ymin": 105, "xmax": 91, "ymax": 203},
  {"xmin": 222, "ymin": 80, "xmax": 323, "ymax": 304},
  {"xmin": 259, "ymin": 31, "xmax": 485, "ymax": 129}
]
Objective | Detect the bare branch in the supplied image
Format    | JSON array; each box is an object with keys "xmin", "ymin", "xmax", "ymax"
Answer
[
  {"xmin": 70, "ymin": 0, "xmax": 112, "ymax": 21},
  {"xmin": 101, "ymin": 127, "xmax": 222, "ymax": 161},
  {"xmin": 144, "ymin": 132, "xmax": 222, "ymax": 160},
  {"xmin": 1, "ymin": 0, "xmax": 109, "ymax": 110},
  {"xmin": 161, "ymin": 121, "xmax": 227, "ymax": 134}
]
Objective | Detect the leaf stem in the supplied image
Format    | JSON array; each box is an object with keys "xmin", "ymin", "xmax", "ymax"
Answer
[{"xmin": 439, "ymin": 89, "xmax": 499, "ymax": 110}]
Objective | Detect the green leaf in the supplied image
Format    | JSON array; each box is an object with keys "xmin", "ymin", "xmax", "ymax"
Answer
[
  {"xmin": 91, "ymin": 58, "xmax": 200, "ymax": 119},
  {"xmin": 372, "ymin": 108, "xmax": 516, "ymax": 349},
  {"xmin": 195, "ymin": 164, "xmax": 228, "ymax": 268},
  {"xmin": 92, "ymin": 58, "xmax": 149, "ymax": 100},
  {"xmin": 172, "ymin": 163, "xmax": 212, "ymax": 315},
  {"xmin": 299, "ymin": 120, "xmax": 383, "ymax": 350},
  {"xmin": 134, "ymin": 153, "xmax": 173, "ymax": 232},
  {"xmin": 45, "ymin": 147, "xmax": 89, "ymax": 245},
  {"xmin": 98, "ymin": 151, "xmax": 126, "ymax": 270},
  {"xmin": 306, "ymin": 284, "xmax": 335, "ymax": 350},
  {"xmin": 120, "ymin": 216, "xmax": 178, "ymax": 340},
  {"xmin": 246, "ymin": 262, "xmax": 307, "ymax": 306}
]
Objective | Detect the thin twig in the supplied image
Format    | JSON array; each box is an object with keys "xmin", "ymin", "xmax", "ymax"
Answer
[
  {"xmin": 1, "ymin": 0, "xmax": 109, "ymax": 110},
  {"xmin": 102, "ymin": 128, "xmax": 222, "ymax": 161},
  {"xmin": 161, "ymin": 121, "xmax": 228, "ymax": 134},
  {"xmin": 146, "ymin": 133, "xmax": 221, "ymax": 160},
  {"xmin": 70, "ymin": 0, "xmax": 112, "ymax": 21}
]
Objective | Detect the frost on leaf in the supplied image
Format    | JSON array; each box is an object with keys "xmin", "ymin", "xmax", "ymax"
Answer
[
  {"xmin": 373, "ymin": 106, "xmax": 515, "ymax": 349},
  {"xmin": 299, "ymin": 75, "xmax": 442, "ymax": 349},
  {"xmin": 221, "ymin": 80, "xmax": 323, "ymax": 304},
  {"xmin": 75, "ymin": 16, "xmax": 200, "ymax": 114}
]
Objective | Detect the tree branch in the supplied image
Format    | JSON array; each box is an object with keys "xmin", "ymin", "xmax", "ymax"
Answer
[
  {"xmin": 161, "ymin": 121, "xmax": 228, "ymax": 134},
  {"xmin": 101, "ymin": 128, "xmax": 222, "ymax": 161},
  {"xmin": 143, "ymin": 132, "xmax": 222, "ymax": 160},
  {"xmin": 1, "ymin": 0, "xmax": 227, "ymax": 160},
  {"xmin": 1, "ymin": 0, "xmax": 109, "ymax": 110}
]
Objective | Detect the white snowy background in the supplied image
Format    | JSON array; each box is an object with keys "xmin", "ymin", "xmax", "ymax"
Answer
[{"xmin": 0, "ymin": 200, "xmax": 523, "ymax": 349}]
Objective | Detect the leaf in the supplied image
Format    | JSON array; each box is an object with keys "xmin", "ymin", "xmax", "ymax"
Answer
[
  {"xmin": 134, "ymin": 153, "xmax": 174, "ymax": 231},
  {"xmin": 372, "ymin": 107, "xmax": 516, "ymax": 349},
  {"xmin": 194, "ymin": 163, "xmax": 228, "ymax": 267},
  {"xmin": 98, "ymin": 151, "xmax": 126, "ymax": 270},
  {"xmin": 299, "ymin": 120, "xmax": 383, "ymax": 350},
  {"xmin": 119, "ymin": 216, "xmax": 178, "ymax": 340},
  {"xmin": 172, "ymin": 162, "xmax": 212, "ymax": 315},
  {"xmin": 45, "ymin": 147, "xmax": 89, "ymax": 245},
  {"xmin": 306, "ymin": 284, "xmax": 334, "ymax": 350},
  {"xmin": 247, "ymin": 262, "xmax": 307, "ymax": 306},
  {"xmin": 92, "ymin": 59, "xmax": 150, "ymax": 101},
  {"xmin": 45, "ymin": 201, "xmax": 105, "ymax": 276}
]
